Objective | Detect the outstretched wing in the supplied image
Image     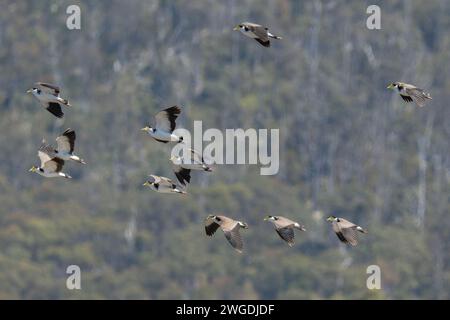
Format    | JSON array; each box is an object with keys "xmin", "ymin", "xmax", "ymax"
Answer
[
  {"xmin": 405, "ymin": 87, "xmax": 432, "ymax": 107},
  {"xmin": 340, "ymin": 227, "xmax": 359, "ymax": 246},
  {"xmin": 276, "ymin": 227, "xmax": 295, "ymax": 247},
  {"xmin": 400, "ymin": 94, "xmax": 413, "ymax": 103},
  {"xmin": 223, "ymin": 225, "xmax": 244, "ymax": 253},
  {"xmin": 38, "ymin": 144, "xmax": 53, "ymax": 167},
  {"xmin": 154, "ymin": 106, "xmax": 181, "ymax": 133},
  {"xmin": 44, "ymin": 102, "xmax": 64, "ymax": 118},
  {"xmin": 56, "ymin": 128, "xmax": 76, "ymax": 153},
  {"xmin": 333, "ymin": 219, "xmax": 359, "ymax": 246},
  {"xmin": 250, "ymin": 24, "xmax": 269, "ymax": 41},
  {"xmin": 43, "ymin": 158, "xmax": 64, "ymax": 173},
  {"xmin": 189, "ymin": 148, "xmax": 204, "ymax": 164},
  {"xmin": 255, "ymin": 38, "xmax": 270, "ymax": 47},
  {"xmin": 204, "ymin": 217, "xmax": 220, "ymax": 236},
  {"xmin": 36, "ymin": 82, "xmax": 60, "ymax": 96},
  {"xmin": 172, "ymin": 165, "xmax": 191, "ymax": 186}
]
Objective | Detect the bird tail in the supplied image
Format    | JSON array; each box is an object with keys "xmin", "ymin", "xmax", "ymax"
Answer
[
  {"xmin": 357, "ymin": 226, "xmax": 368, "ymax": 234},
  {"xmin": 296, "ymin": 225, "xmax": 306, "ymax": 231},
  {"xmin": 71, "ymin": 155, "xmax": 86, "ymax": 164},
  {"xmin": 65, "ymin": 174, "xmax": 72, "ymax": 179},
  {"xmin": 268, "ymin": 32, "xmax": 282, "ymax": 40},
  {"xmin": 59, "ymin": 97, "xmax": 71, "ymax": 106}
]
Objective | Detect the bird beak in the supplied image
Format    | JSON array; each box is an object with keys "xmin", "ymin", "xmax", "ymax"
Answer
[
  {"xmin": 233, "ymin": 25, "xmax": 240, "ymax": 31},
  {"xmin": 141, "ymin": 127, "xmax": 149, "ymax": 132},
  {"xmin": 387, "ymin": 84, "xmax": 394, "ymax": 89},
  {"xmin": 169, "ymin": 156, "xmax": 175, "ymax": 161},
  {"xmin": 263, "ymin": 216, "xmax": 269, "ymax": 221},
  {"xmin": 326, "ymin": 217, "xmax": 333, "ymax": 222},
  {"xmin": 26, "ymin": 89, "xmax": 32, "ymax": 93},
  {"xmin": 143, "ymin": 181, "xmax": 150, "ymax": 186},
  {"xmin": 29, "ymin": 166, "xmax": 36, "ymax": 172}
]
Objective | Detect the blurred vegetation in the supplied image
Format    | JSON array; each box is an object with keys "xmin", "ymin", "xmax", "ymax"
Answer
[{"xmin": 0, "ymin": 0, "xmax": 449, "ymax": 299}]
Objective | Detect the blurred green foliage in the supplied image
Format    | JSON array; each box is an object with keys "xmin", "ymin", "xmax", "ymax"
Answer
[{"xmin": 0, "ymin": 0, "xmax": 448, "ymax": 299}]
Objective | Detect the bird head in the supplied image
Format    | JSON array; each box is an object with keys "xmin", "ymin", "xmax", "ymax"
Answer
[
  {"xmin": 29, "ymin": 166, "xmax": 38, "ymax": 173},
  {"xmin": 141, "ymin": 126, "xmax": 153, "ymax": 133},
  {"xmin": 205, "ymin": 214, "xmax": 217, "ymax": 222},
  {"xmin": 27, "ymin": 88, "xmax": 39, "ymax": 94},
  {"xmin": 387, "ymin": 82, "xmax": 398, "ymax": 90},
  {"xmin": 238, "ymin": 221, "xmax": 249, "ymax": 229},
  {"xmin": 326, "ymin": 215, "xmax": 337, "ymax": 222}
]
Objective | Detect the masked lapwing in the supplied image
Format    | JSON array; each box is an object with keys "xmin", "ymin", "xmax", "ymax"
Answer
[
  {"xmin": 143, "ymin": 174, "xmax": 186, "ymax": 194},
  {"xmin": 170, "ymin": 148, "xmax": 213, "ymax": 186},
  {"xmin": 233, "ymin": 22, "xmax": 282, "ymax": 47},
  {"xmin": 264, "ymin": 215, "xmax": 306, "ymax": 247},
  {"xmin": 27, "ymin": 82, "xmax": 71, "ymax": 118},
  {"xmin": 29, "ymin": 143, "xmax": 72, "ymax": 179},
  {"xmin": 204, "ymin": 215, "xmax": 248, "ymax": 253},
  {"xmin": 43, "ymin": 128, "xmax": 86, "ymax": 164},
  {"xmin": 387, "ymin": 82, "xmax": 432, "ymax": 107},
  {"xmin": 141, "ymin": 106, "xmax": 183, "ymax": 143},
  {"xmin": 326, "ymin": 216, "xmax": 367, "ymax": 246}
]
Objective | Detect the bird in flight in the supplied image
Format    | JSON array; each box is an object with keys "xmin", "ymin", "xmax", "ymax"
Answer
[
  {"xmin": 387, "ymin": 82, "xmax": 432, "ymax": 107},
  {"xmin": 264, "ymin": 215, "xmax": 306, "ymax": 247},
  {"xmin": 143, "ymin": 174, "xmax": 186, "ymax": 195},
  {"xmin": 204, "ymin": 214, "xmax": 248, "ymax": 253},
  {"xmin": 27, "ymin": 82, "xmax": 71, "ymax": 118},
  {"xmin": 170, "ymin": 148, "xmax": 213, "ymax": 187},
  {"xmin": 326, "ymin": 216, "xmax": 367, "ymax": 246},
  {"xmin": 42, "ymin": 128, "xmax": 86, "ymax": 164},
  {"xmin": 141, "ymin": 106, "xmax": 183, "ymax": 143},
  {"xmin": 233, "ymin": 22, "xmax": 282, "ymax": 47},
  {"xmin": 29, "ymin": 143, "xmax": 72, "ymax": 179}
]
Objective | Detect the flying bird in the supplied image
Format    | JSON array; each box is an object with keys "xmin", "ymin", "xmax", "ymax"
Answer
[
  {"xmin": 43, "ymin": 128, "xmax": 86, "ymax": 164},
  {"xmin": 387, "ymin": 82, "xmax": 432, "ymax": 107},
  {"xmin": 326, "ymin": 216, "xmax": 367, "ymax": 246},
  {"xmin": 27, "ymin": 82, "xmax": 71, "ymax": 118},
  {"xmin": 204, "ymin": 214, "xmax": 248, "ymax": 253},
  {"xmin": 170, "ymin": 148, "xmax": 213, "ymax": 186},
  {"xmin": 29, "ymin": 143, "xmax": 72, "ymax": 179},
  {"xmin": 233, "ymin": 22, "xmax": 282, "ymax": 47},
  {"xmin": 141, "ymin": 106, "xmax": 183, "ymax": 143},
  {"xmin": 143, "ymin": 174, "xmax": 186, "ymax": 194},
  {"xmin": 264, "ymin": 215, "xmax": 306, "ymax": 247}
]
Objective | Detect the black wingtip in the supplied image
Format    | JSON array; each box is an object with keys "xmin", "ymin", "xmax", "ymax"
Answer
[{"xmin": 255, "ymin": 38, "xmax": 270, "ymax": 47}]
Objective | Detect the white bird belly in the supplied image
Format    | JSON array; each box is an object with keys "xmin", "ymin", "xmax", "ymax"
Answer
[
  {"xmin": 242, "ymin": 30, "xmax": 258, "ymax": 39},
  {"xmin": 38, "ymin": 171, "xmax": 61, "ymax": 178},
  {"xmin": 180, "ymin": 162, "xmax": 205, "ymax": 170},
  {"xmin": 151, "ymin": 130, "xmax": 180, "ymax": 142},
  {"xmin": 36, "ymin": 92, "xmax": 60, "ymax": 103}
]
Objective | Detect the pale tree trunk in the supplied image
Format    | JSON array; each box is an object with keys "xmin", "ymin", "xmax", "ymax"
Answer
[
  {"xmin": 416, "ymin": 112, "xmax": 434, "ymax": 227},
  {"xmin": 304, "ymin": 0, "xmax": 322, "ymax": 207}
]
